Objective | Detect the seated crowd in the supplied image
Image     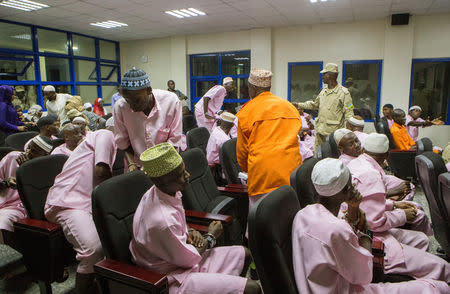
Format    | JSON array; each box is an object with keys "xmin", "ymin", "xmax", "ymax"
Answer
[{"xmin": 0, "ymin": 64, "xmax": 449, "ymax": 294}]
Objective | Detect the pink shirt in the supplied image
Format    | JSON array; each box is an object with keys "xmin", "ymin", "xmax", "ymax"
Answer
[
  {"xmin": 130, "ymin": 186, "xmax": 201, "ymax": 285},
  {"xmin": 45, "ymin": 130, "xmax": 116, "ymax": 213},
  {"xmin": 51, "ymin": 143, "xmax": 72, "ymax": 157},
  {"xmin": 292, "ymin": 204, "xmax": 374, "ymax": 294},
  {"xmin": 298, "ymin": 136, "xmax": 313, "ymax": 161},
  {"xmin": 114, "ymin": 89, "xmax": 182, "ymax": 164},
  {"xmin": 347, "ymin": 154, "xmax": 407, "ymax": 233},
  {"xmin": 0, "ymin": 151, "xmax": 22, "ymax": 209},
  {"xmin": 406, "ymin": 114, "xmax": 424, "ymax": 142},
  {"xmin": 339, "ymin": 153, "xmax": 356, "ymax": 165},
  {"xmin": 206, "ymin": 127, "xmax": 231, "ymax": 164},
  {"xmin": 194, "ymin": 85, "xmax": 226, "ymax": 118},
  {"xmin": 354, "ymin": 131, "xmax": 368, "ymax": 147}
]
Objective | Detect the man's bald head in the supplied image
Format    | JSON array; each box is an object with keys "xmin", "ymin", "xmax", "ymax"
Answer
[{"xmin": 392, "ymin": 108, "xmax": 406, "ymax": 125}]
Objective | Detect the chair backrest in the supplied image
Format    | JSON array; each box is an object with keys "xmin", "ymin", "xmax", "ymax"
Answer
[
  {"xmin": 181, "ymin": 148, "xmax": 221, "ymax": 212},
  {"xmin": 438, "ymin": 173, "xmax": 450, "ymax": 222},
  {"xmin": 317, "ymin": 141, "xmax": 332, "ymax": 160},
  {"xmin": 416, "ymin": 137, "xmax": 433, "ymax": 155},
  {"xmin": 0, "ymin": 146, "xmax": 15, "ymax": 161},
  {"xmin": 0, "ymin": 130, "xmax": 6, "ymax": 147},
  {"xmin": 51, "ymin": 138, "xmax": 65, "ymax": 148},
  {"xmin": 326, "ymin": 132, "xmax": 340, "ymax": 158},
  {"xmin": 186, "ymin": 127, "xmax": 210, "ymax": 155},
  {"xmin": 182, "ymin": 114, "xmax": 198, "ymax": 134},
  {"xmin": 290, "ymin": 158, "xmax": 319, "ymax": 208},
  {"xmin": 248, "ymin": 185, "xmax": 300, "ymax": 294},
  {"xmin": 92, "ymin": 171, "xmax": 153, "ymax": 263},
  {"xmin": 415, "ymin": 152, "xmax": 449, "ymax": 254},
  {"xmin": 219, "ymin": 138, "xmax": 242, "ymax": 184},
  {"xmin": 16, "ymin": 154, "xmax": 68, "ymax": 220},
  {"xmin": 379, "ymin": 118, "xmax": 395, "ymax": 149},
  {"xmin": 112, "ymin": 149, "xmax": 125, "ymax": 177},
  {"xmin": 5, "ymin": 131, "xmax": 39, "ymax": 151},
  {"xmin": 373, "ymin": 114, "xmax": 381, "ymax": 132}
]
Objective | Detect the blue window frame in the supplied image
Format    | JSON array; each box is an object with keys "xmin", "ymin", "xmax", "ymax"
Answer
[
  {"xmin": 0, "ymin": 19, "xmax": 120, "ymax": 108},
  {"xmin": 190, "ymin": 50, "xmax": 250, "ymax": 110},
  {"xmin": 409, "ymin": 58, "xmax": 450, "ymax": 125},
  {"xmin": 288, "ymin": 61, "xmax": 323, "ymax": 102},
  {"xmin": 342, "ymin": 60, "xmax": 383, "ymax": 121}
]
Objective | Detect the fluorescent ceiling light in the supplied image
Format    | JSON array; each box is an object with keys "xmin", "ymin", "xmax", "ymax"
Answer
[
  {"xmin": 0, "ymin": 0, "xmax": 49, "ymax": 11},
  {"xmin": 11, "ymin": 34, "xmax": 31, "ymax": 40},
  {"xmin": 90, "ymin": 20, "xmax": 128, "ymax": 29},
  {"xmin": 165, "ymin": 8, "xmax": 206, "ymax": 18},
  {"xmin": 310, "ymin": 0, "xmax": 318, "ymax": 2}
]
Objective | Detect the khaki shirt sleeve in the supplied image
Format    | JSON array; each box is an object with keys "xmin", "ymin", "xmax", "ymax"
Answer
[
  {"xmin": 342, "ymin": 91, "xmax": 354, "ymax": 121},
  {"xmin": 297, "ymin": 96, "xmax": 320, "ymax": 110}
]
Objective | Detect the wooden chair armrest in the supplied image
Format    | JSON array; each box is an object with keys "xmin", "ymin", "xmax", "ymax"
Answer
[
  {"xmin": 14, "ymin": 218, "xmax": 61, "ymax": 233},
  {"xmin": 94, "ymin": 259, "xmax": 167, "ymax": 290},
  {"xmin": 389, "ymin": 149, "xmax": 416, "ymax": 153},
  {"xmin": 225, "ymin": 184, "xmax": 247, "ymax": 190},
  {"xmin": 185, "ymin": 210, "xmax": 232, "ymax": 224},
  {"xmin": 187, "ymin": 223, "xmax": 209, "ymax": 233},
  {"xmin": 217, "ymin": 186, "xmax": 248, "ymax": 197}
]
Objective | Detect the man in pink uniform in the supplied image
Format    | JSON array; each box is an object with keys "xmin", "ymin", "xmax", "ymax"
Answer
[
  {"xmin": 45, "ymin": 130, "xmax": 116, "ymax": 294},
  {"xmin": 0, "ymin": 136, "xmax": 53, "ymax": 243},
  {"xmin": 346, "ymin": 115, "xmax": 368, "ymax": 147},
  {"xmin": 406, "ymin": 105, "xmax": 443, "ymax": 142},
  {"xmin": 114, "ymin": 67, "xmax": 182, "ymax": 171},
  {"xmin": 194, "ymin": 85, "xmax": 227, "ymax": 133},
  {"xmin": 130, "ymin": 143, "xmax": 261, "ymax": 294},
  {"xmin": 292, "ymin": 158, "xmax": 449, "ymax": 294},
  {"xmin": 206, "ymin": 112, "xmax": 235, "ymax": 165},
  {"xmin": 51, "ymin": 124, "xmax": 83, "ymax": 157}
]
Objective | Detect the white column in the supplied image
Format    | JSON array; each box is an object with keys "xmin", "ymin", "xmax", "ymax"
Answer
[
  {"xmin": 250, "ymin": 28, "xmax": 272, "ymax": 70},
  {"xmin": 170, "ymin": 35, "xmax": 188, "ymax": 95}
]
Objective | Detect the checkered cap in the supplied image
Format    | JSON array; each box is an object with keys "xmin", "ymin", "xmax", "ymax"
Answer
[{"xmin": 121, "ymin": 67, "xmax": 151, "ymax": 90}]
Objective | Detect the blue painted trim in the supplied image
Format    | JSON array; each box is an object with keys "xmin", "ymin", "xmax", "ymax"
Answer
[
  {"xmin": 287, "ymin": 61, "xmax": 323, "ymax": 102},
  {"xmin": 342, "ymin": 59, "xmax": 383, "ymax": 122},
  {"xmin": 409, "ymin": 57, "xmax": 450, "ymax": 125}
]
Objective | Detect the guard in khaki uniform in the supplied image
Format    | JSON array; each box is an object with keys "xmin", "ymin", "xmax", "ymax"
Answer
[{"xmin": 293, "ymin": 63, "xmax": 354, "ymax": 149}]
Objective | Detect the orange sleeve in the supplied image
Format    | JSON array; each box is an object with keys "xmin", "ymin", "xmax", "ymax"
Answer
[
  {"xmin": 391, "ymin": 126, "xmax": 407, "ymax": 150},
  {"xmin": 407, "ymin": 133, "xmax": 415, "ymax": 147},
  {"xmin": 236, "ymin": 124, "xmax": 249, "ymax": 173}
]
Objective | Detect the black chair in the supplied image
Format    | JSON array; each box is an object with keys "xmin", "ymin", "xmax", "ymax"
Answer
[
  {"xmin": 248, "ymin": 185, "xmax": 299, "ymax": 294},
  {"xmin": 290, "ymin": 158, "xmax": 319, "ymax": 208},
  {"xmin": 316, "ymin": 141, "xmax": 333, "ymax": 160},
  {"xmin": 182, "ymin": 114, "xmax": 198, "ymax": 134},
  {"xmin": 0, "ymin": 146, "xmax": 15, "ymax": 161},
  {"xmin": 181, "ymin": 148, "xmax": 245, "ymax": 244},
  {"xmin": 378, "ymin": 117, "xmax": 396, "ymax": 149},
  {"xmin": 219, "ymin": 138, "xmax": 243, "ymax": 185},
  {"xmin": 51, "ymin": 138, "xmax": 65, "ymax": 148},
  {"xmin": 186, "ymin": 127, "xmax": 210, "ymax": 155},
  {"xmin": 0, "ymin": 130, "xmax": 6, "ymax": 147},
  {"xmin": 326, "ymin": 131, "xmax": 340, "ymax": 158},
  {"xmin": 415, "ymin": 152, "xmax": 450, "ymax": 258},
  {"xmin": 5, "ymin": 131, "xmax": 39, "ymax": 151},
  {"xmin": 112, "ymin": 149, "xmax": 125, "ymax": 177},
  {"xmin": 12, "ymin": 154, "xmax": 72, "ymax": 294},
  {"xmin": 438, "ymin": 172, "xmax": 450, "ymax": 232},
  {"xmin": 416, "ymin": 137, "xmax": 433, "ymax": 155}
]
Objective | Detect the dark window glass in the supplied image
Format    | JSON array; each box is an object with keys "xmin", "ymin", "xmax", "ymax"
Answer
[
  {"xmin": 39, "ymin": 57, "xmax": 70, "ymax": 81},
  {"xmin": 192, "ymin": 55, "xmax": 218, "ymax": 76},
  {"xmin": 195, "ymin": 80, "xmax": 218, "ymax": 98},
  {"xmin": 289, "ymin": 64, "xmax": 322, "ymax": 104},
  {"xmin": 0, "ymin": 22, "xmax": 32, "ymax": 51},
  {"xmin": 222, "ymin": 52, "xmax": 250, "ymax": 76},
  {"xmin": 0, "ymin": 54, "xmax": 35, "ymax": 81}
]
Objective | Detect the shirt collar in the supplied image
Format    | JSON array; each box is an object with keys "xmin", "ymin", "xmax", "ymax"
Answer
[
  {"xmin": 324, "ymin": 84, "xmax": 339, "ymax": 94},
  {"xmin": 155, "ymin": 187, "xmax": 183, "ymax": 206},
  {"xmin": 361, "ymin": 153, "xmax": 384, "ymax": 174},
  {"xmin": 147, "ymin": 94, "xmax": 161, "ymax": 119}
]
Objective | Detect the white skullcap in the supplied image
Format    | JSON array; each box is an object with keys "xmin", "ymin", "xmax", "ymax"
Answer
[
  {"xmin": 72, "ymin": 117, "xmax": 86, "ymax": 124},
  {"xmin": 220, "ymin": 111, "xmax": 236, "ymax": 123},
  {"xmin": 349, "ymin": 117, "xmax": 365, "ymax": 127},
  {"xmin": 43, "ymin": 85, "xmax": 55, "ymax": 92},
  {"xmin": 83, "ymin": 103, "xmax": 92, "ymax": 109},
  {"xmin": 364, "ymin": 133, "xmax": 389, "ymax": 154},
  {"xmin": 106, "ymin": 117, "xmax": 114, "ymax": 128},
  {"xmin": 223, "ymin": 77, "xmax": 233, "ymax": 85},
  {"xmin": 409, "ymin": 105, "xmax": 422, "ymax": 112},
  {"xmin": 334, "ymin": 128, "xmax": 352, "ymax": 145},
  {"xmin": 312, "ymin": 158, "xmax": 350, "ymax": 197}
]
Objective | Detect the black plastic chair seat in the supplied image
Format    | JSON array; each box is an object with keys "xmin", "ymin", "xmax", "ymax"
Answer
[
  {"xmin": 290, "ymin": 158, "xmax": 319, "ymax": 208},
  {"xmin": 5, "ymin": 131, "xmax": 39, "ymax": 151},
  {"xmin": 219, "ymin": 138, "xmax": 242, "ymax": 184},
  {"xmin": 186, "ymin": 127, "xmax": 210, "ymax": 155},
  {"xmin": 0, "ymin": 146, "xmax": 15, "ymax": 161}
]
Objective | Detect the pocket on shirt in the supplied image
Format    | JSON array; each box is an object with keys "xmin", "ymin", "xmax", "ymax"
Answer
[{"xmin": 155, "ymin": 128, "xmax": 170, "ymax": 143}]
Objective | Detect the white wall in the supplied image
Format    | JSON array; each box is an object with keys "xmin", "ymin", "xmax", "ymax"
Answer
[{"xmin": 120, "ymin": 14, "xmax": 450, "ymax": 148}]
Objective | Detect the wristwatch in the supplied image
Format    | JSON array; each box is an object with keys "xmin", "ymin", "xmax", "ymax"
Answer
[{"xmin": 204, "ymin": 233, "xmax": 216, "ymax": 249}]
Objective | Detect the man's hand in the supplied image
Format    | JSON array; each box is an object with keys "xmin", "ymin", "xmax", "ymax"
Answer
[
  {"xmin": 346, "ymin": 184, "xmax": 363, "ymax": 209},
  {"xmin": 394, "ymin": 201, "xmax": 416, "ymax": 210},
  {"xmin": 6, "ymin": 178, "xmax": 17, "ymax": 190},
  {"xmin": 16, "ymin": 153, "xmax": 29, "ymax": 165},
  {"xmin": 17, "ymin": 126, "xmax": 27, "ymax": 132},
  {"xmin": 205, "ymin": 114, "xmax": 215, "ymax": 120},
  {"xmin": 208, "ymin": 221, "xmax": 223, "ymax": 239},
  {"xmin": 128, "ymin": 163, "xmax": 139, "ymax": 172},
  {"xmin": 404, "ymin": 207, "xmax": 417, "ymax": 223},
  {"xmin": 431, "ymin": 116, "xmax": 444, "ymax": 125},
  {"xmin": 188, "ymin": 230, "xmax": 205, "ymax": 248}
]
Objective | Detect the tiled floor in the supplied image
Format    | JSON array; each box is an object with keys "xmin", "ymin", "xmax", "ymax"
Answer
[{"xmin": 0, "ymin": 186, "xmax": 445, "ymax": 293}]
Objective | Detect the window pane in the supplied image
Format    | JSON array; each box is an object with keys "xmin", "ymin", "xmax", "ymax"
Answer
[
  {"xmin": 76, "ymin": 85, "xmax": 98, "ymax": 104},
  {"xmin": 222, "ymin": 52, "xmax": 250, "ymax": 76},
  {"xmin": 74, "ymin": 59, "xmax": 97, "ymax": 82},
  {"xmin": 290, "ymin": 64, "xmax": 322, "ymax": 103},
  {"xmin": 0, "ymin": 54, "xmax": 35, "ymax": 81},
  {"xmin": 37, "ymin": 29, "xmax": 68, "ymax": 54},
  {"xmin": 12, "ymin": 85, "xmax": 37, "ymax": 111},
  {"xmin": 195, "ymin": 80, "xmax": 218, "ymax": 98},
  {"xmin": 72, "ymin": 35, "xmax": 95, "ymax": 58},
  {"xmin": 192, "ymin": 55, "xmax": 218, "ymax": 76},
  {"xmin": 0, "ymin": 22, "xmax": 32, "ymax": 51},
  {"xmin": 101, "ymin": 65, "xmax": 117, "ymax": 82},
  {"xmin": 40, "ymin": 57, "xmax": 70, "ymax": 81},
  {"xmin": 101, "ymin": 85, "xmax": 117, "ymax": 104},
  {"xmin": 411, "ymin": 61, "xmax": 450, "ymax": 122},
  {"xmin": 344, "ymin": 63, "xmax": 380, "ymax": 120},
  {"xmin": 99, "ymin": 40, "xmax": 116, "ymax": 60}
]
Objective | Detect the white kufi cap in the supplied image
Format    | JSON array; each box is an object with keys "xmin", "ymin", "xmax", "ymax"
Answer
[
  {"xmin": 311, "ymin": 158, "xmax": 350, "ymax": 197},
  {"xmin": 43, "ymin": 85, "xmax": 55, "ymax": 92},
  {"xmin": 334, "ymin": 128, "xmax": 352, "ymax": 145},
  {"xmin": 364, "ymin": 133, "xmax": 389, "ymax": 154}
]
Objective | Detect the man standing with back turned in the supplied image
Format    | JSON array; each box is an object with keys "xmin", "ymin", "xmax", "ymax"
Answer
[
  {"xmin": 236, "ymin": 69, "xmax": 302, "ymax": 212},
  {"xmin": 293, "ymin": 63, "xmax": 354, "ymax": 149}
]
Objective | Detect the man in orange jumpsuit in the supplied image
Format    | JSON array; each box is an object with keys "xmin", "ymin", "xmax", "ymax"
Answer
[
  {"xmin": 390, "ymin": 109, "xmax": 416, "ymax": 151},
  {"xmin": 236, "ymin": 68, "xmax": 302, "ymax": 222}
]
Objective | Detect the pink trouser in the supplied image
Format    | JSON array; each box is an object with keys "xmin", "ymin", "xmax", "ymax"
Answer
[
  {"xmin": 364, "ymin": 279, "xmax": 450, "ymax": 293},
  {"xmin": 0, "ymin": 205, "xmax": 27, "ymax": 243},
  {"xmin": 245, "ymin": 194, "xmax": 267, "ymax": 238},
  {"xmin": 195, "ymin": 108, "xmax": 215, "ymax": 133},
  {"xmin": 169, "ymin": 246, "xmax": 247, "ymax": 294},
  {"xmin": 388, "ymin": 228, "xmax": 429, "ymax": 251},
  {"xmin": 46, "ymin": 206, "xmax": 103, "ymax": 274}
]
